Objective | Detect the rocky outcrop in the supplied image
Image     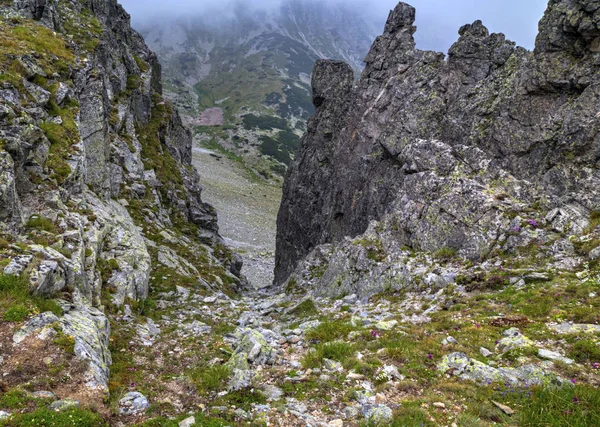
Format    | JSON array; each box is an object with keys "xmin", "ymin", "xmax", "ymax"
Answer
[
  {"xmin": 0, "ymin": 0, "xmax": 242, "ymax": 398},
  {"xmin": 275, "ymin": 0, "xmax": 600, "ymax": 288}
]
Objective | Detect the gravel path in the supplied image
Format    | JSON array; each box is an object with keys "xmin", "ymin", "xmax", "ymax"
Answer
[{"xmin": 192, "ymin": 145, "xmax": 282, "ymax": 288}]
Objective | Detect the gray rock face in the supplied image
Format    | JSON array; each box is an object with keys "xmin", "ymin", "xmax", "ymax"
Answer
[
  {"xmin": 0, "ymin": 0, "xmax": 241, "ymax": 398},
  {"xmin": 439, "ymin": 352, "xmax": 563, "ymax": 387},
  {"xmin": 119, "ymin": 392, "xmax": 150, "ymax": 415},
  {"xmin": 0, "ymin": 151, "xmax": 23, "ymax": 233},
  {"xmin": 275, "ymin": 0, "xmax": 600, "ymax": 286}
]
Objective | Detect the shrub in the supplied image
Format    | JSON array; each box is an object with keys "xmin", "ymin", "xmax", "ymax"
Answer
[{"xmin": 241, "ymin": 114, "xmax": 287, "ymax": 131}]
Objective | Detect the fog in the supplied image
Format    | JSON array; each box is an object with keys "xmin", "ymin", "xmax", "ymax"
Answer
[{"xmin": 119, "ymin": 0, "xmax": 548, "ymax": 51}]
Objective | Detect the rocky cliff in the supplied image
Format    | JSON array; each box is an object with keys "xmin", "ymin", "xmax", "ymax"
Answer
[
  {"xmin": 0, "ymin": 0, "xmax": 243, "ymax": 409},
  {"xmin": 276, "ymin": 0, "xmax": 600, "ymax": 295}
]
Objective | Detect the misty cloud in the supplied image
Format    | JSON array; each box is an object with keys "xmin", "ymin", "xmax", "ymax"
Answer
[{"xmin": 119, "ymin": 0, "xmax": 548, "ymax": 51}]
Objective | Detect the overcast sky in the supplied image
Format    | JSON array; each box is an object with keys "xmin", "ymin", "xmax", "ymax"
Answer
[{"xmin": 120, "ymin": 0, "xmax": 549, "ymax": 51}]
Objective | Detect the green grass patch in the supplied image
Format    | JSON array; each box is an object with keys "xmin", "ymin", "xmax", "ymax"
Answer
[
  {"xmin": 305, "ymin": 319, "xmax": 356, "ymax": 343},
  {"xmin": 3, "ymin": 303, "xmax": 29, "ymax": 321},
  {"xmin": 434, "ymin": 247, "xmax": 458, "ymax": 260},
  {"xmin": 288, "ymin": 299, "xmax": 318, "ymax": 318},
  {"xmin": 0, "ymin": 407, "xmax": 107, "ymax": 427},
  {"xmin": 25, "ymin": 215, "xmax": 57, "ymax": 233},
  {"xmin": 519, "ymin": 385, "xmax": 600, "ymax": 426},
  {"xmin": 301, "ymin": 341, "xmax": 355, "ymax": 369},
  {"xmin": 570, "ymin": 339, "xmax": 600, "ymax": 363},
  {"xmin": 189, "ymin": 364, "xmax": 232, "ymax": 394},
  {"xmin": 0, "ymin": 389, "xmax": 29, "ymax": 409},
  {"xmin": 0, "ymin": 274, "xmax": 63, "ymax": 321}
]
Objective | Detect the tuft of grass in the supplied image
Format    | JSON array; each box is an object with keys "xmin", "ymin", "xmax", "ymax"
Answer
[
  {"xmin": 25, "ymin": 215, "xmax": 57, "ymax": 233},
  {"xmin": 305, "ymin": 319, "xmax": 356, "ymax": 343},
  {"xmin": 518, "ymin": 296, "xmax": 554, "ymax": 318},
  {"xmin": 584, "ymin": 211, "xmax": 600, "ymax": 234},
  {"xmin": 40, "ymin": 100, "xmax": 79, "ymax": 184},
  {"xmin": 0, "ymin": 236, "xmax": 10, "ymax": 250},
  {"xmin": 3, "ymin": 303, "xmax": 29, "ymax": 321},
  {"xmin": 53, "ymin": 331, "xmax": 76, "ymax": 354},
  {"xmin": 301, "ymin": 341, "xmax": 355, "ymax": 369},
  {"xmin": 434, "ymin": 247, "xmax": 457, "ymax": 260},
  {"xmin": 288, "ymin": 298, "xmax": 318, "ymax": 318},
  {"xmin": 189, "ymin": 364, "xmax": 232, "ymax": 394},
  {"xmin": 0, "ymin": 274, "xmax": 63, "ymax": 321},
  {"xmin": 134, "ymin": 55, "xmax": 149, "ymax": 73},
  {"xmin": 387, "ymin": 405, "xmax": 435, "ymax": 427}
]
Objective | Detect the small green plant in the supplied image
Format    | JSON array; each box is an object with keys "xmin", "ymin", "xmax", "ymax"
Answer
[
  {"xmin": 434, "ymin": 247, "xmax": 457, "ymax": 260},
  {"xmin": 0, "ymin": 389, "xmax": 29, "ymax": 409},
  {"xmin": 134, "ymin": 55, "xmax": 149, "ymax": 73},
  {"xmin": 25, "ymin": 215, "xmax": 57, "ymax": 233},
  {"xmin": 289, "ymin": 298, "xmax": 319, "ymax": 318},
  {"xmin": 3, "ymin": 303, "xmax": 29, "ymax": 321},
  {"xmin": 53, "ymin": 331, "xmax": 76, "ymax": 354},
  {"xmin": 0, "ymin": 236, "xmax": 9, "ymax": 250}
]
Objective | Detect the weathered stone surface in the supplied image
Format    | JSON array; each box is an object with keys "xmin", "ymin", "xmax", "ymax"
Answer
[
  {"xmin": 361, "ymin": 404, "xmax": 393, "ymax": 424},
  {"xmin": 538, "ymin": 348, "xmax": 574, "ymax": 365},
  {"xmin": 179, "ymin": 416, "xmax": 196, "ymax": 427},
  {"xmin": 548, "ymin": 322, "xmax": 600, "ymax": 334},
  {"xmin": 496, "ymin": 328, "xmax": 533, "ymax": 354},
  {"xmin": 119, "ymin": 392, "xmax": 150, "ymax": 415},
  {"xmin": 49, "ymin": 399, "xmax": 80, "ymax": 411},
  {"xmin": 12, "ymin": 312, "xmax": 59, "ymax": 344},
  {"xmin": 3, "ymin": 255, "xmax": 33, "ymax": 276},
  {"xmin": 0, "ymin": 152, "xmax": 23, "ymax": 233},
  {"xmin": 439, "ymin": 352, "xmax": 563, "ymax": 387},
  {"xmin": 60, "ymin": 293, "xmax": 112, "ymax": 391}
]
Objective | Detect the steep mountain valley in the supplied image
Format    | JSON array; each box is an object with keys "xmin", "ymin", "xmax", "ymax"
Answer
[{"xmin": 1, "ymin": 0, "xmax": 600, "ymax": 426}]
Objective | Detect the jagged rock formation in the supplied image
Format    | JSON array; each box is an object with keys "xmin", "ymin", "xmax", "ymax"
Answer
[
  {"xmin": 276, "ymin": 0, "xmax": 600, "ymax": 291},
  {"xmin": 0, "ymin": 0, "xmax": 242, "ymax": 399}
]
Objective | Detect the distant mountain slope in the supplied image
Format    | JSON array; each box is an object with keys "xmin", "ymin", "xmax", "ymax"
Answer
[{"xmin": 136, "ymin": 0, "xmax": 380, "ymax": 180}]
